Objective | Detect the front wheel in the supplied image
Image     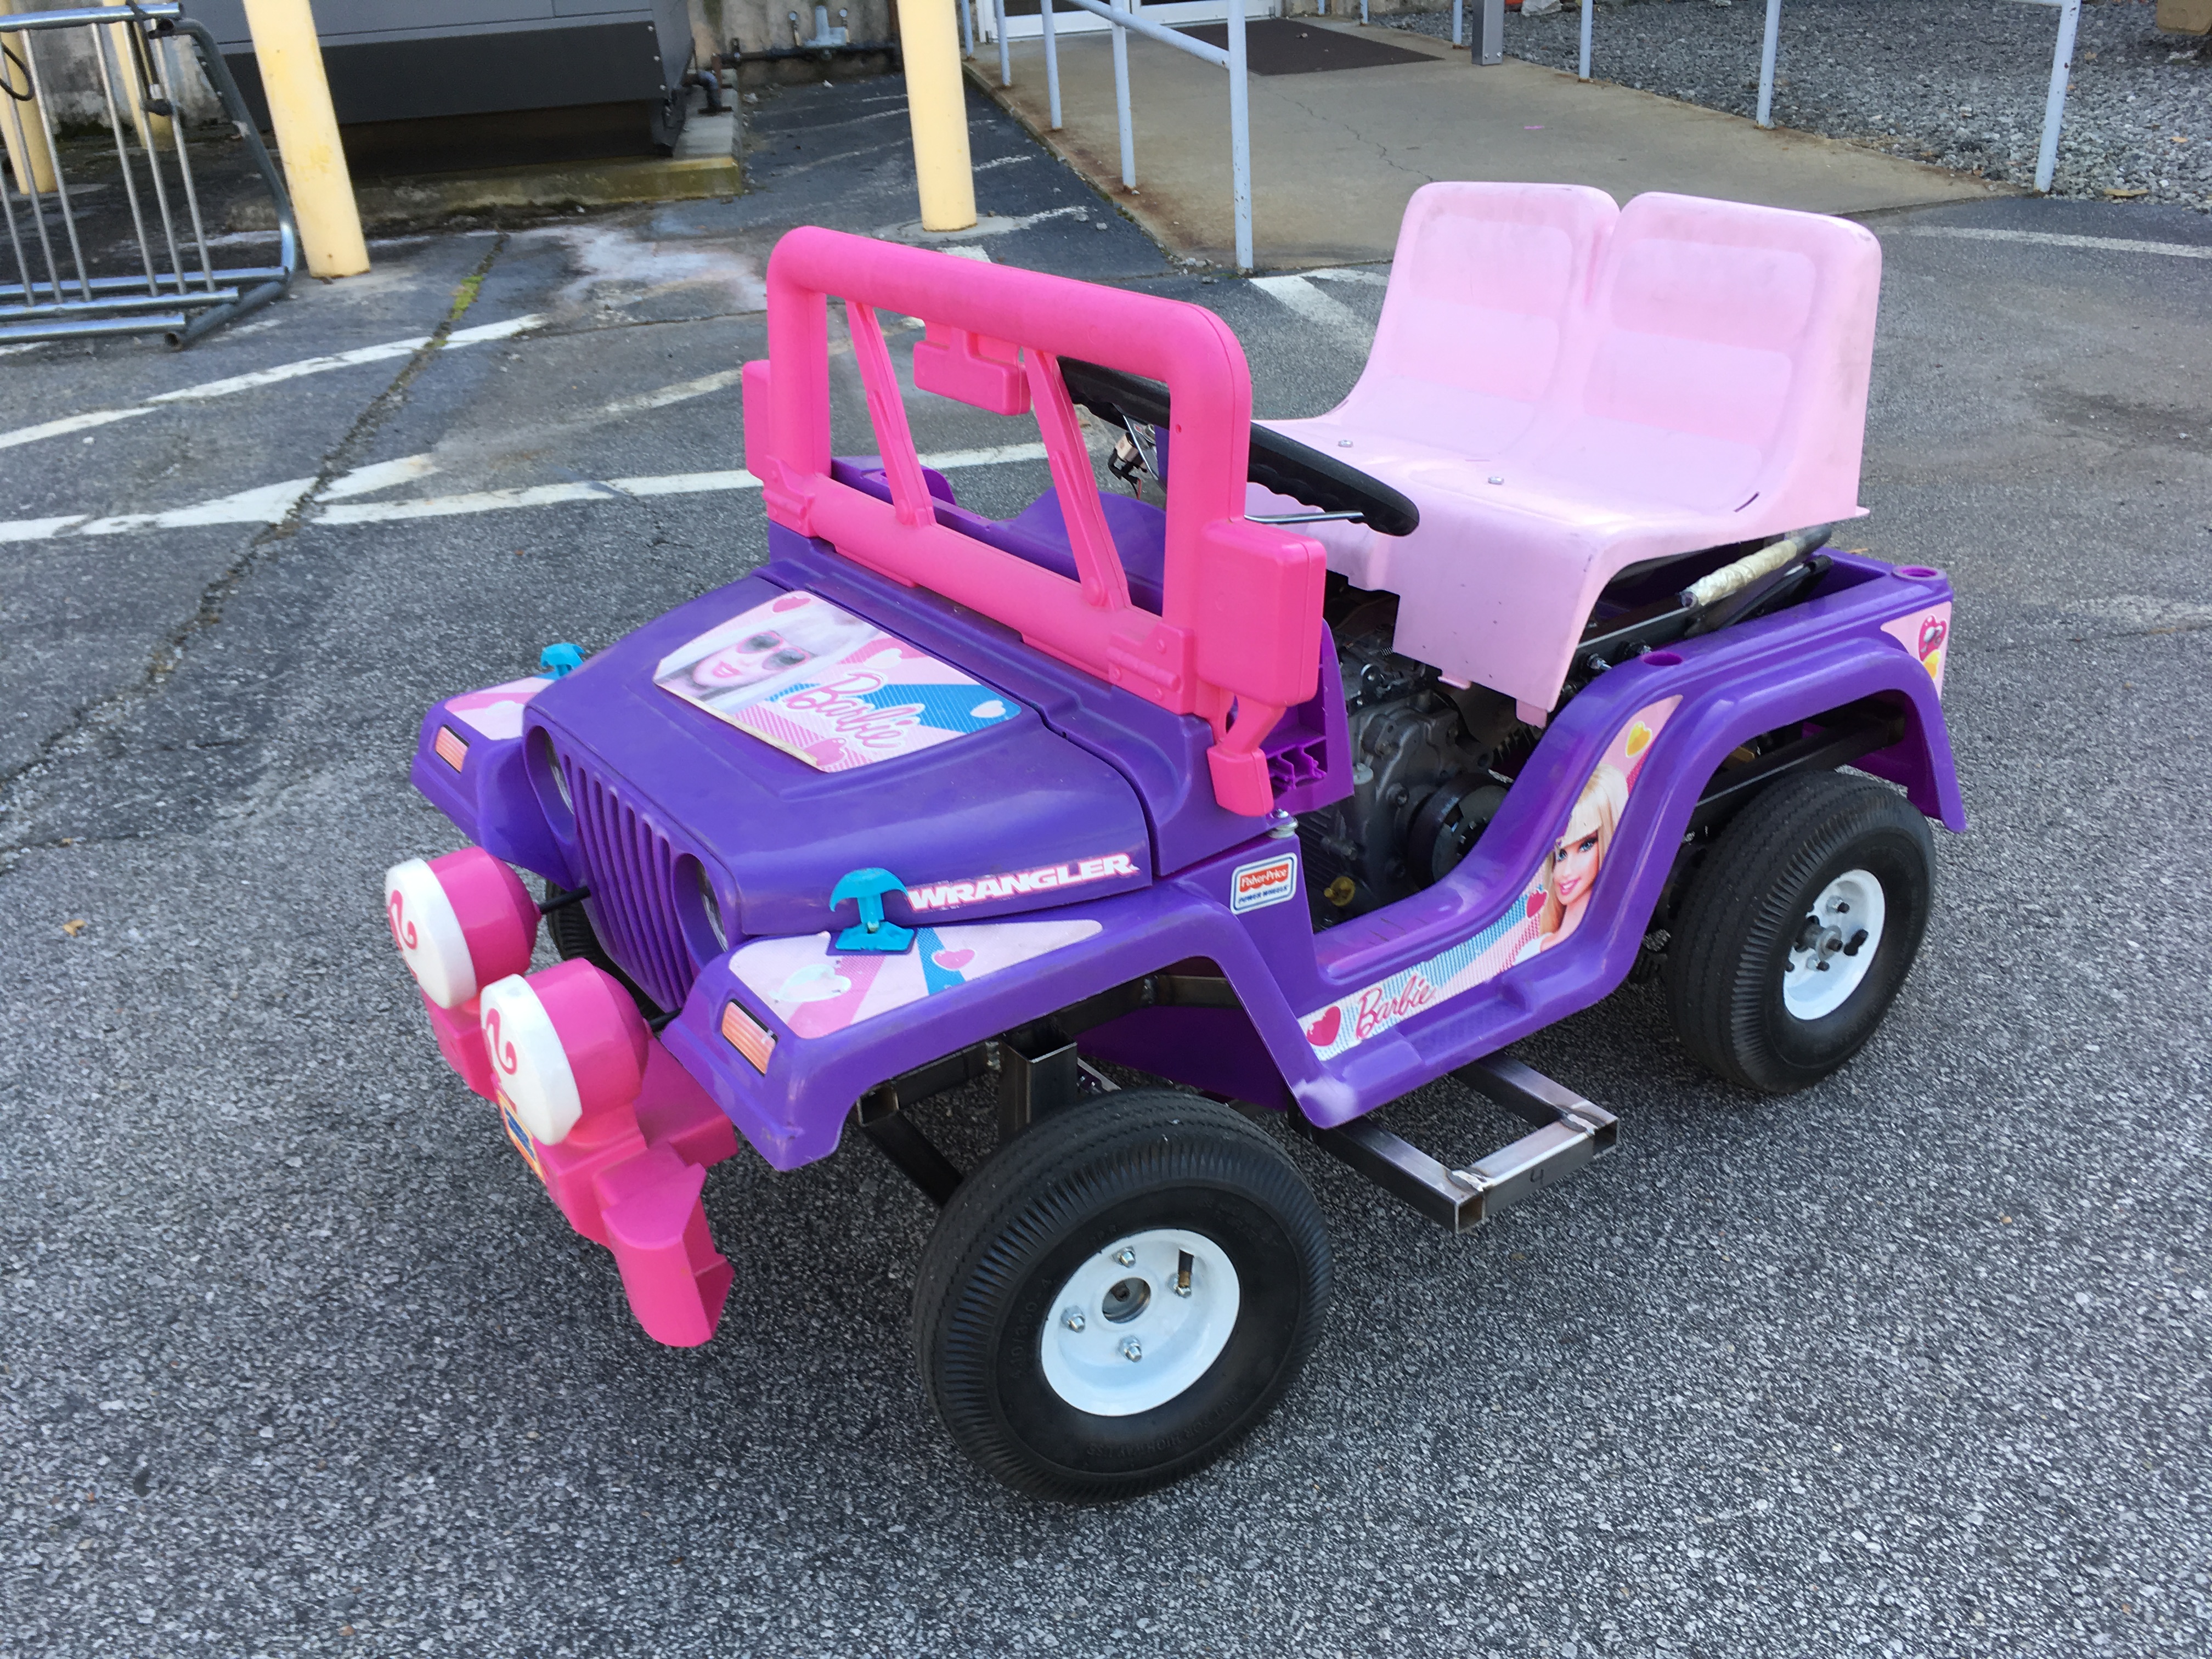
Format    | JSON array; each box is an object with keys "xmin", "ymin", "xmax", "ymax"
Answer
[
  {"xmin": 1665, "ymin": 770, "xmax": 1935, "ymax": 1093},
  {"xmin": 912, "ymin": 1092, "xmax": 1331, "ymax": 1500}
]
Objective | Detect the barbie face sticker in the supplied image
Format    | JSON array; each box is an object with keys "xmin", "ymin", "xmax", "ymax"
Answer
[
  {"xmin": 1300, "ymin": 696, "xmax": 1683, "ymax": 1063},
  {"xmin": 654, "ymin": 589, "xmax": 1024, "ymax": 770}
]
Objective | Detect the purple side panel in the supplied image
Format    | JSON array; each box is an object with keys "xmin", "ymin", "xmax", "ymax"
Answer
[{"xmin": 1080, "ymin": 1006, "xmax": 1298, "ymax": 1111}]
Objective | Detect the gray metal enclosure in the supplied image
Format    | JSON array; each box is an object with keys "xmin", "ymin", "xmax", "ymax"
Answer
[{"xmin": 181, "ymin": 1, "xmax": 696, "ymax": 148}]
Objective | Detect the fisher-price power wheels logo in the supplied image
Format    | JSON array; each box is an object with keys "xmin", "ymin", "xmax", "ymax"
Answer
[{"xmin": 1230, "ymin": 851, "xmax": 1299, "ymax": 915}]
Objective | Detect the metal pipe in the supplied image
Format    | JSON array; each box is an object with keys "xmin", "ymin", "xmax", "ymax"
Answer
[
  {"xmin": 996, "ymin": 0, "xmax": 1009, "ymax": 86},
  {"xmin": 0, "ymin": 0, "xmax": 59, "ymax": 194},
  {"xmin": 1041, "ymin": 0, "xmax": 1062, "ymax": 129},
  {"xmin": 1678, "ymin": 523, "xmax": 1836, "ymax": 610},
  {"xmin": 2, "ymin": 284, "xmax": 237, "ymax": 317},
  {"xmin": 159, "ymin": 34, "xmax": 222, "ymax": 293},
  {"xmin": 1755, "ymin": 0, "xmax": 1781, "ymax": 128},
  {"xmin": 1578, "ymin": 0, "xmax": 1592, "ymax": 81},
  {"xmin": 1058, "ymin": 0, "xmax": 1227, "ymax": 67},
  {"xmin": 0, "ymin": 264, "xmax": 283, "ymax": 301},
  {"xmin": 1451, "ymin": 0, "xmax": 1462, "ymax": 48},
  {"xmin": 1, "ymin": 40, "xmax": 65, "ymax": 303},
  {"xmin": 2035, "ymin": 0, "xmax": 2080, "ymax": 194},
  {"xmin": 17, "ymin": 30, "xmax": 92, "ymax": 300},
  {"xmin": 1111, "ymin": 0, "xmax": 1134, "ymax": 190},
  {"xmin": 88, "ymin": 21, "xmax": 162, "ymax": 296},
  {"xmin": 957, "ymin": 0, "xmax": 972, "ymax": 57},
  {"xmin": 1359, "ymin": 0, "xmax": 1368, "ymax": 24},
  {"xmin": 1228, "ymin": 0, "xmax": 1251, "ymax": 272}
]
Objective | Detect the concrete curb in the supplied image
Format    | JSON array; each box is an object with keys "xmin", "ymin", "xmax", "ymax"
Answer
[{"xmin": 230, "ymin": 153, "xmax": 745, "ymax": 234}]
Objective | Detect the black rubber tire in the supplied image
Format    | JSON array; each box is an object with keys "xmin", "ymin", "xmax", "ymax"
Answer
[
  {"xmin": 1664, "ymin": 770, "xmax": 1934, "ymax": 1094},
  {"xmin": 542, "ymin": 881, "xmax": 659, "ymax": 1015},
  {"xmin": 912, "ymin": 1091, "xmax": 1331, "ymax": 1502}
]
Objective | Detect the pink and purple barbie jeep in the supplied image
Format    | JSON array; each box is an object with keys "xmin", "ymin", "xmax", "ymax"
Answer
[{"xmin": 383, "ymin": 184, "xmax": 1962, "ymax": 1498}]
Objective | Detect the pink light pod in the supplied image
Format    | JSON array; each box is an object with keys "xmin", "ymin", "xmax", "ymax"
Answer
[
  {"xmin": 478, "ymin": 960, "xmax": 650, "ymax": 1146},
  {"xmin": 383, "ymin": 847, "xmax": 538, "ymax": 1008}
]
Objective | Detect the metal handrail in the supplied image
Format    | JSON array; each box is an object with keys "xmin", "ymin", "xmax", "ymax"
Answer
[{"xmin": 996, "ymin": 0, "xmax": 1254, "ymax": 273}]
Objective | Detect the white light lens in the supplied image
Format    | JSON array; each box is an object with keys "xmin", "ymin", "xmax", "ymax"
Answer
[
  {"xmin": 384, "ymin": 857, "xmax": 476, "ymax": 1008},
  {"xmin": 477, "ymin": 975, "xmax": 584, "ymax": 1146}
]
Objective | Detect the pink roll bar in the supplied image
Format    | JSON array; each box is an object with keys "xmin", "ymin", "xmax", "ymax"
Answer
[{"xmin": 742, "ymin": 228, "xmax": 1327, "ymax": 816}]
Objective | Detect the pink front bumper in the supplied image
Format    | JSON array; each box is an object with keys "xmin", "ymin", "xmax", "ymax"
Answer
[{"xmin": 425, "ymin": 996, "xmax": 739, "ymax": 1347}]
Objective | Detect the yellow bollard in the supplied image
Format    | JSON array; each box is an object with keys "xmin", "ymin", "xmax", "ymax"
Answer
[
  {"xmin": 900, "ymin": 0, "xmax": 977, "ymax": 232},
  {"xmin": 0, "ymin": 0, "xmax": 60, "ymax": 195},
  {"xmin": 241, "ymin": 0, "xmax": 368, "ymax": 278},
  {"xmin": 104, "ymin": 1, "xmax": 175, "ymax": 154}
]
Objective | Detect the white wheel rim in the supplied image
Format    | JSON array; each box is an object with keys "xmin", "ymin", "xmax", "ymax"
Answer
[
  {"xmin": 1039, "ymin": 1228, "xmax": 1240, "ymax": 1418},
  {"xmin": 1782, "ymin": 868, "xmax": 1886, "ymax": 1022}
]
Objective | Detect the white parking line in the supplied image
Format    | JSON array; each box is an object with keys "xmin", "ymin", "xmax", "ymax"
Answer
[
  {"xmin": 0, "ymin": 313, "xmax": 545, "ymax": 453},
  {"xmin": 1892, "ymin": 227, "xmax": 2212, "ymax": 260},
  {"xmin": 1249, "ymin": 274, "xmax": 1372, "ymax": 351},
  {"xmin": 0, "ymin": 442, "xmax": 1052, "ymax": 544},
  {"xmin": 599, "ymin": 368, "xmax": 744, "ymax": 418}
]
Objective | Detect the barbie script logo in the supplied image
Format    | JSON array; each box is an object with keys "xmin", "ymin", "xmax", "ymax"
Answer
[
  {"xmin": 1353, "ymin": 972, "xmax": 1437, "ymax": 1042},
  {"xmin": 484, "ymin": 1007, "xmax": 520, "ymax": 1077},
  {"xmin": 386, "ymin": 888, "xmax": 416, "ymax": 952},
  {"xmin": 779, "ymin": 672, "xmax": 923, "ymax": 753}
]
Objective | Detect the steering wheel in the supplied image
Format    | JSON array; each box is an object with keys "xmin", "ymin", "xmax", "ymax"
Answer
[{"xmin": 1059, "ymin": 357, "xmax": 1419, "ymax": 539}]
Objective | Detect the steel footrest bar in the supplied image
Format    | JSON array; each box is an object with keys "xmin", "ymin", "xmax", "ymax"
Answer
[{"xmin": 1301, "ymin": 1055, "xmax": 1617, "ymax": 1233}]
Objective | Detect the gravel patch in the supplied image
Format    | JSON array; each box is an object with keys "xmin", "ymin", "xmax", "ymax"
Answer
[{"xmin": 1383, "ymin": 0, "xmax": 2212, "ymax": 207}]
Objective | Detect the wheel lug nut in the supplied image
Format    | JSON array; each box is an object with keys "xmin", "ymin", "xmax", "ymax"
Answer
[
  {"xmin": 1115, "ymin": 1248, "xmax": 1136, "ymax": 1267},
  {"xmin": 1062, "ymin": 1307, "xmax": 1086, "ymax": 1332},
  {"xmin": 1120, "ymin": 1338, "xmax": 1143, "ymax": 1362}
]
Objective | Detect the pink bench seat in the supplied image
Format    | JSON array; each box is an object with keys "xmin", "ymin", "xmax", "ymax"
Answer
[{"xmin": 1258, "ymin": 183, "xmax": 1883, "ymax": 715}]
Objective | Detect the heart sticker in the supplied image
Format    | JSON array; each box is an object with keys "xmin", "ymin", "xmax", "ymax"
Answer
[
  {"xmin": 1526, "ymin": 890, "xmax": 1545, "ymax": 919},
  {"xmin": 1305, "ymin": 1006, "xmax": 1342, "ymax": 1048},
  {"xmin": 932, "ymin": 947, "xmax": 976, "ymax": 970},
  {"xmin": 969, "ymin": 699, "xmax": 1007, "ymax": 720},
  {"xmin": 771, "ymin": 591, "xmax": 812, "ymax": 612}
]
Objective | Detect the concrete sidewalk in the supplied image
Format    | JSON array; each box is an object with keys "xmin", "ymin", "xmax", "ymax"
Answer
[{"xmin": 975, "ymin": 24, "xmax": 2004, "ymax": 268}]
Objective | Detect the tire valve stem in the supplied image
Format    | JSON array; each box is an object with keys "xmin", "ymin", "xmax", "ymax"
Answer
[{"xmin": 1176, "ymin": 1251, "xmax": 1193, "ymax": 1297}]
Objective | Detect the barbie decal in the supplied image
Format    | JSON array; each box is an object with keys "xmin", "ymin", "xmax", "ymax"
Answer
[
  {"xmin": 654, "ymin": 590, "xmax": 1022, "ymax": 772},
  {"xmin": 1300, "ymin": 696, "xmax": 1681, "ymax": 1063},
  {"xmin": 1880, "ymin": 601, "xmax": 1951, "ymax": 695}
]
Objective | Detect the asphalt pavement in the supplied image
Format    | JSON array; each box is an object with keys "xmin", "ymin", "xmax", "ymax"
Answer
[{"xmin": 3, "ymin": 81, "xmax": 2210, "ymax": 1659}]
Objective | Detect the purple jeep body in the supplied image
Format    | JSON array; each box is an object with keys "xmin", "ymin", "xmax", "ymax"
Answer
[{"xmin": 386, "ymin": 208, "xmax": 1962, "ymax": 1388}]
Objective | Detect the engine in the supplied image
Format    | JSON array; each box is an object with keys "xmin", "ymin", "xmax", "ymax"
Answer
[{"xmin": 1299, "ymin": 591, "xmax": 1527, "ymax": 927}]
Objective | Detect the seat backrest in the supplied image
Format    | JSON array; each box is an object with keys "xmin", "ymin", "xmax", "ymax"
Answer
[
  {"xmin": 1335, "ymin": 182, "xmax": 1618, "ymax": 459},
  {"xmin": 1537, "ymin": 191, "xmax": 1882, "ymax": 522}
]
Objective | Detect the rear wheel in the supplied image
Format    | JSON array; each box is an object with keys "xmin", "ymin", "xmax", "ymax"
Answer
[
  {"xmin": 1665, "ymin": 771, "xmax": 1934, "ymax": 1093},
  {"xmin": 913, "ymin": 1091, "xmax": 1331, "ymax": 1500}
]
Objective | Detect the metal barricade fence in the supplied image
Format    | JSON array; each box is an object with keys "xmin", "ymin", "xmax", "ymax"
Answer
[{"xmin": 1, "ymin": 2, "xmax": 296, "ymax": 348}]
